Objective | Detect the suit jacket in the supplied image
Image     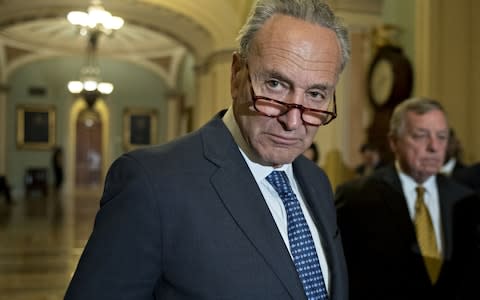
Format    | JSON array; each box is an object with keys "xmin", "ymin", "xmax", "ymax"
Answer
[
  {"xmin": 450, "ymin": 160, "xmax": 466, "ymax": 177},
  {"xmin": 452, "ymin": 162, "xmax": 480, "ymax": 193},
  {"xmin": 335, "ymin": 165, "xmax": 476, "ymax": 300},
  {"xmin": 354, "ymin": 160, "xmax": 386, "ymax": 177},
  {"xmin": 451, "ymin": 191, "xmax": 480, "ymax": 300},
  {"xmin": 65, "ymin": 112, "xmax": 348, "ymax": 300}
]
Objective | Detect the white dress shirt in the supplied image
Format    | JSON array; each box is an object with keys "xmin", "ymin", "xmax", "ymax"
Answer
[
  {"xmin": 440, "ymin": 158, "xmax": 456, "ymax": 175},
  {"xmin": 222, "ymin": 107, "xmax": 330, "ymax": 293}
]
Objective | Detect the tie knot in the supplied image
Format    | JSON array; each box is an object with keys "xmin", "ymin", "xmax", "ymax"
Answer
[
  {"xmin": 415, "ymin": 186, "xmax": 426, "ymax": 211},
  {"xmin": 416, "ymin": 186, "xmax": 425, "ymax": 198},
  {"xmin": 266, "ymin": 171, "xmax": 293, "ymax": 199}
]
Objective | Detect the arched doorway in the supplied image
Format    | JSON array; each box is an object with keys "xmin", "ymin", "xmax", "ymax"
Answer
[{"xmin": 75, "ymin": 109, "xmax": 102, "ymax": 188}]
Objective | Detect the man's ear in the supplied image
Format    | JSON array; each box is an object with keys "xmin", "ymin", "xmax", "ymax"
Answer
[{"xmin": 230, "ymin": 52, "xmax": 243, "ymax": 100}]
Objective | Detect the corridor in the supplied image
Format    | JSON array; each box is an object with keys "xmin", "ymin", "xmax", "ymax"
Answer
[{"xmin": 0, "ymin": 189, "xmax": 101, "ymax": 300}]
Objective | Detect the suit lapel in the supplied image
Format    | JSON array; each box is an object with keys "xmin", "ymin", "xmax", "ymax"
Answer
[
  {"xmin": 293, "ymin": 161, "xmax": 336, "ymax": 237},
  {"xmin": 377, "ymin": 168, "xmax": 464, "ymax": 261},
  {"xmin": 201, "ymin": 116, "xmax": 306, "ymax": 300},
  {"xmin": 436, "ymin": 175, "xmax": 465, "ymax": 259},
  {"xmin": 375, "ymin": 166, "xmax": 419, "ymax": 245}
]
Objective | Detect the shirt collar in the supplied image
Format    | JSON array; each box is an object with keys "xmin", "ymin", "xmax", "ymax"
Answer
[
  {"xmin": 440, "ymin": 158, "xmax": 456, "ymax": 175},
  {"xmin": 395, "ymin": 160, "xmax": 436, "ymax": 194}
]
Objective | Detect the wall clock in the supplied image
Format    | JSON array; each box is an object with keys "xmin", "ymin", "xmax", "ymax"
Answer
[{"xmin": 367, "ymin": 45, "xmax": 413, "ymax": 109}]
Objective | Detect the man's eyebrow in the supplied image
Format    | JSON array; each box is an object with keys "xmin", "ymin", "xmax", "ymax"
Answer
[
  {"xmin": 256, "ymin": 69, "xmax": 291, "ymax": 83},
  {"xmin": 257, "ymin": 69, "xmax": 333, "ymax": 91},
  {"xmin": 412, "ymin": 128, "xmax": 429, "ymax": 132},
  {"xmin": 309, "ymin": 84, "xmax": 331, "ymax": 91},
  {"xmin": 411, "ymin": 128, "xmax": 449, "ymax": 134}
]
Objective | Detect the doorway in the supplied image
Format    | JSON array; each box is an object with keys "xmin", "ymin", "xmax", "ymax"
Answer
[{"xmin": 75, "ymin": 109, "xmax": 102, "ymax": 187}]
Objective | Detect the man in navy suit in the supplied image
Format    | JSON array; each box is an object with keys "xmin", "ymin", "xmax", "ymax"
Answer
[
  {"xmin": 336, "ymin": 97, "xmax": 478, "ymax": 300},
  {"xmin": 65, "ymin": 0, "xmax": 351, "ymax": 299}
]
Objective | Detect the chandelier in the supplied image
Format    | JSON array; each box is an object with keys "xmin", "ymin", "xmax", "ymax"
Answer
[
  {"xmin": 67, "ymin": 0, "xmax": 124, "ymax": 108},
  {"xmin": 67, "ymin": 0, "xmax": 124, "ymax": 36}
]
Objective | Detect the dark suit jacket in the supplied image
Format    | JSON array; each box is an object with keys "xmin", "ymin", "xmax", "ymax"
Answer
[
  {"xmin": 452, "ymin": 192, "xmax": 480, "ymax": 300},
  {"xmin": 452, "ymin": 162, "xmax": 480, "ymax": 193},
  {"xmin": 335, "ymin": 165, "xmax": 476, "ymax": 300},
  {"xmin": 65, "ymin": 112, "xmax": 348, "ymax": 300},
  {"xmin": 354, "ymin": 160, "xmax": 386, "ymax": 177},
  {"xmin": 450, "ymin": 160, "xmax": 466, "ymax": 177}
]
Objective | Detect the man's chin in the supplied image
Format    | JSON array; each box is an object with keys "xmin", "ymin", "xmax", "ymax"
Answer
[
  {"xmin": 425, "ymin": 165, "xmax": 442, "ymax": 174},
  {"xmin": 261, "ymin": 154, "xmax": 296, "ymax": 167},
  {"xmin": 417, "ymin": 169, "xmax": 439, "ymax": 180}
]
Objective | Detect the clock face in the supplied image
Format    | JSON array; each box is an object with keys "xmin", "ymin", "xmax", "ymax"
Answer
[{"xmin": 370, "ymin": 59, "xmax": 394, "ymax": 106}]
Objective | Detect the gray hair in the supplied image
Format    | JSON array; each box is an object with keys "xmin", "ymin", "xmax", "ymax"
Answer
[
  {"xmin": 237, "ymin": 0, "xmax": 350, "ymax": 72},
  {"xmin": 389, "ymin": 97, "xmax": 448, "ymax": 138}
]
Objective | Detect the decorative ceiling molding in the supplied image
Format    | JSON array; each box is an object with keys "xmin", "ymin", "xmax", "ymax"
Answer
[
  {"xmin": 4, "ymin": 45, "xmax": 32, "ymax": 65},
  {"xmin": 0, "ymin": 0, "xmax": 382, "ymax": 83},
  {"xmin": 137, "ymin": 0, "xmax": 241, "ymax": 50},
  {"xmin": 148, "ymin": 56, "xmax": 172, "ymax": 73},
  {"xmin": 0, "ymin": 0, "xmax": 203, "ymax": 88}
]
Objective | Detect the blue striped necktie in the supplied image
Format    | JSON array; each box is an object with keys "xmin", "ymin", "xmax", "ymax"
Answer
[{"xmin": 266, "ymin": 171, "xmax": 329, "ymax": 300}]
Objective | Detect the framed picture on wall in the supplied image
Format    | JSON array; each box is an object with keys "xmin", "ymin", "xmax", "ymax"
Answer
[
  {"xmin": 123, "ymin": 108, "xmax": 158, "ymax": 151},
  {"xmin": 16, "ymin": 104, "xmax": 56, "ymax": 150}
]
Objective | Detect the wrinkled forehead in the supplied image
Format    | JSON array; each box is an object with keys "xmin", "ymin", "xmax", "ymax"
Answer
[
  {"xmin": 250, "ymin": 15, "xmax": 341, "ymax": 70},
  {"xmin": 404, "ymin": 109, "xmax": 448, "ymax": 131}
]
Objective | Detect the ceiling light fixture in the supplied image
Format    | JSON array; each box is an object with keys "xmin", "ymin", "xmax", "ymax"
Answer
[
  {"xmin": 67, "ymin": 0, "xmax": 123, "ymax": 108},
  {"xmin": 67, "ymin": 0, "xmax": 124, "ymax": 37}
]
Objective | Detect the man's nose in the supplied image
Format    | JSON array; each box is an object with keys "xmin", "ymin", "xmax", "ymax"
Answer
[
  {"xmin": 278, "ymin": 107, "xmax": 303, "ymax": 130},
  {"xmin": 427, "ymin": 136, "xmax": 442, "ymax": 152},
  {"xmin": 277, "ymin": 92, "xmax": 305, "ymax": 130}
]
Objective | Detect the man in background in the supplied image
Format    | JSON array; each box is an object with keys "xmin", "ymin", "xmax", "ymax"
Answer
[
  {"xmin": 336, "ymin": 97, "xmax": 477, "ymax": 299},
  {"xmin": 0, "ymin": 175, "xmax": 12, "ymax": 205},
  {"xmin": 354, "ymin": 143, "xmax": 384, "ymax": 177}
]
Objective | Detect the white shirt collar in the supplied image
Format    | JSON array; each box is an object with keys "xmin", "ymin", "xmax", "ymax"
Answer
[
  {"xmin": 395, "ymin": 160, "xmax": 436, "ymax": 190},
  {"xmin": 440, "ymin": 158, "xmax": 456, "ymax": 175}
]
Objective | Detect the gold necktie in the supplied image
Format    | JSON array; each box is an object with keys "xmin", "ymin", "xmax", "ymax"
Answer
[{"xmin": 414, "ymin": 186, "xmax": 442, "ymax": 283}]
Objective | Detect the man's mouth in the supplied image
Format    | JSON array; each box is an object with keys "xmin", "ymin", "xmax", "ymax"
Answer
[{"xmin": 268, "ymin": 133, "xmax": 299, "ymax": 146}]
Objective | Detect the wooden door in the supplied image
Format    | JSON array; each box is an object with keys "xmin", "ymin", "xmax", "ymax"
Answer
[{"xmin": 75, "ymin": 110, "xmax": 102, "ymax": 187}]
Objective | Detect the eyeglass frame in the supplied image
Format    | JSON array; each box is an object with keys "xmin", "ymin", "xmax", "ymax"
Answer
[{"xmin": 245, "ymin": 64, "xmax": 337, "ymax": 126}]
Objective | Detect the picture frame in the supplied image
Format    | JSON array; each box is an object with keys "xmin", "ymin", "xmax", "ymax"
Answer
[
  {"xmin": 16, "ymin": 104, "xmax": 56, "ymax": 150},
  {"xmin": 123, "ymin": 108, "xmax": 158, "ymax": 151}
]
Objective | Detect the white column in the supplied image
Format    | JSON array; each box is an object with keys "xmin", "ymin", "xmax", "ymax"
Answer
[
  {"xmin": 165, "ymin": 93, "xmax": 181, "ymax": 141},
  {"xmin": 414, "ymin": 0, "xmax": 441, "ymax": 98},
  {"xmin": 415, "ymin": 0, "xmax": 478, "ymax": 162},
  {"xmin": 0, "ymin": 91, "xmax": 5, "ymax": 174},
  {"xmin": 0, "ymin": 40, "xmax": 6, "ymax": 175},
  {"xmin": 193, "ymin": 49, "xmax": 234, "ymax": 129}
]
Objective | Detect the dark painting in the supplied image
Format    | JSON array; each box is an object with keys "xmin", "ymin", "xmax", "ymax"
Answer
[{"xmin": 130, "ymin": 115, "xmax": 151, "ymax": 145}]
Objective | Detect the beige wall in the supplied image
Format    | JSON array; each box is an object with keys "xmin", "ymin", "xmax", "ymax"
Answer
[
  {"xmin": 415, "ymin": 0, "xmax": 479, "ymax": 163},
  {"xmin": 470, "ymin": 0, "xmax": 480, "ymax": 163},
  {"xmin": 0, "ymin": 94, "xmax": 5, "ymax": 174}
]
